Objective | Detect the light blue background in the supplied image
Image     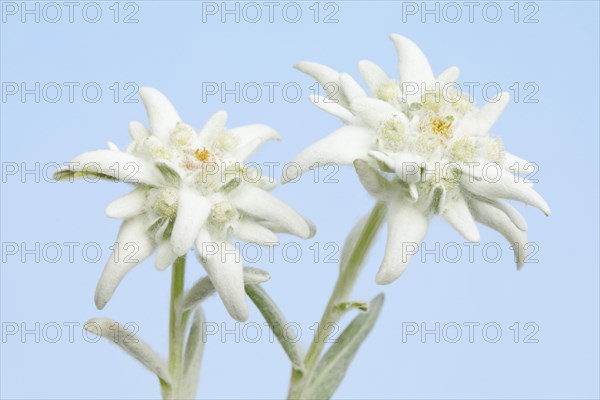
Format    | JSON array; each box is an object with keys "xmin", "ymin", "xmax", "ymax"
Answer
[{"xmin": 1, "ymin": 1, "xmax": 599, "ymax": 399}]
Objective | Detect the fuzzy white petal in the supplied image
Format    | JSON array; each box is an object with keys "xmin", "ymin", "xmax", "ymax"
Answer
[
  {"xmin": 106, "ymin": 142, "xmax": 119, "ymax": 151},
  {"xmin": 105, "ymin": 187, "xmax": 148, "ymax": 219},
  {"xmin": 308, "ymin": 94, "xmax": 358, "ymax": 124},
  {"xmin": 391, "ymin": 152, "xmax": 426, "ymax": 184},
  {"xmin": 194, "ymin": 228, "xmax": 213, "ymax": 260},
  {"xmin": 230, "ymin": 184, "xmax": 311, "ymax": 239},
  {"xmin": 171, "ymin": 187, "xmax": 211, "ymax": 256},
  {"xmin": 476, "ymin": 197, "xmax": 528, "ymax": 231},
  {"xmin": 350, "ymin": 97, "xmax": 407, "ymax": 129},
  {"xmin": 202, "ymin": 242, "xmax": 248, "ymax": 321},
  {"xmin": 390, "ymin": 34, "xmax": 435, "ymax": 87},
  {"xmin": 358, "ymin": 60, "xmax": 391, "ymax": 94},
  {"xmin": 228, "ymin": 124, "xmax": 280, "ymax": 160},
  {"xmin": 353, "ymin": 159, "xmax": 393, "ymax": 199},
  {"xmin": 461, "ymin": 167, "xmax": 550, "ymax": 215},
  {"xmin": 442, "ymin": 194, "xmax": 480, "ymax": 242},
  {"xmin": 128, "ymin": 120, "xmax": 149, "ymax": 141},
  {"xmin": 95, "ymin": 217, "xmax": 155, "ymax": 309},
  {"xmin": 199, "ymin": 110, "xmax": 228, "ymax": 144},
  {"xmin": 295, "ymin": 61, "xmax": 346, "ymax": 105},
  {"xmin": 233, "ymin": 219, "xmax": 279, "ymax": 246},
  {"xmin": 259, "ymin": 218, "xmax": 317, "ymax": 238},
  {"xmin": 376, "ymin": 201, "xmax": 429, "ymax": 284},
  {"xmin": 282, "ymin": 126, "xmax": 373, "ymax": 183},
  {"xmin": 502, "ymin": 152, "xmax": 537, "ymax": 175},
  {"xmin": 469, "ymin": 200, "xmax": 529, "ymax": 268},
  {"xmin": 228, "ymin": 138, "xmax": 260, "ymax": 162},
  {"xmin": 138, "ymin": 87, "xmax": 181, "ymax": 142},
  {"xmin": 368, "ymin": 150, "xmax": 395, "ymax": 170},
  {"xmin": 453, "ymin": 114, "xmax": 485, "ymax": 137},
  {"xmin": 155, "ymin": 241, "xmax": 178, "ymax": 271},
  {"xmin": 436, "ymin": 66, "xmax": 460, "ymax": 86},
  {"xmin": 339, "ymin": 72, "xmax": 367, "ymax": 101},
  {"xmin": 477, "ymin": 92, "xmax": 510, "ymax": 133},
  {"xmin": 61, "ymin": 150, "xmax": 163, "ymax": 186}
]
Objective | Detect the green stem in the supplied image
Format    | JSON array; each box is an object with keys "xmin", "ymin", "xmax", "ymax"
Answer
[
  {"xmin": 288, "ymin": 202, "xmax": 386, "ymax": 399},
  {"xmin": 164, "ymin": 256, "xmax": 187, "ymax": 399}
]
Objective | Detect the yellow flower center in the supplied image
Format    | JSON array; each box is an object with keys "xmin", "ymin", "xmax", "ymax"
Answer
[
  {"xmin": 194, "ymin": 147, "xmax": 210, "ymax": 162},
  {"xmin": 429, "ymin": 117, "xmax": 453, "ymax": 140}
]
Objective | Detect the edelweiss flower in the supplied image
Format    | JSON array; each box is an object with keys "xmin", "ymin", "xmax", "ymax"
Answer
[
  {"xmin": 57, "ymin": 87, "xmax": 312, "ymax": 321},
  {"xmin": 286, "ymin": 34, "xmax": 550, "ymax": 284}
]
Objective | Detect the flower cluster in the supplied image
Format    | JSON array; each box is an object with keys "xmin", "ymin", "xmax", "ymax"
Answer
[
  {"xmin": 57, "ymin": 87, "xmax": 313, "ymax": 321},
  {"xmin": 287, "ymin": 34, "xmax": 550, "ymax": 284}
]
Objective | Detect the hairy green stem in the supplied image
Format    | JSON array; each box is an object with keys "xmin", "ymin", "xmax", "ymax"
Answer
[
  {"xmin": 163, "ymin": 256, "xmax": 187, "ymax": 399},
  {"xmin": 288, "ymin": 202, "xmax": 386, "ymax": 399}
]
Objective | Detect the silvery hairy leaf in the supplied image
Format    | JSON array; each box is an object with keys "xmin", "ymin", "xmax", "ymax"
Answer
[
  {"xmin": 84, "ymin": 317, "xmax": 171, "ymax": 384},
  {"xmin": 304, "ymin": 293, "xmax": 384, "ymax": 399}
]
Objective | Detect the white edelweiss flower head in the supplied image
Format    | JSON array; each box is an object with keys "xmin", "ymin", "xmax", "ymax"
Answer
[
  {"xmin": 213, "ymin": 130, "xmax": 240, "ymax": 153},
  {"xmin": 209, "ymin": 200, "xmax": 239, "ymax": 227},
  {"xmin": 149, "ymin": 187, "xmax": 179, "ymax": 218},
  {"xmin": 56, "ymin": 87, "xmax": 314, "ymax": 321},
  {"xmin": 169, "ymin": 122, "xmax": 196, "ymax": 147},
  {"xmin": 288, "ymin": 33, "xmax": 550, "ymax": 284}
]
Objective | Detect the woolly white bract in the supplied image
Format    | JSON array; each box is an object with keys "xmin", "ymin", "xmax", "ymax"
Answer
[
  {"xmin": 57, "ymin": 87, "xmax": 312, "ymax": 321},
  {"xmin": 287, "ymin": 34, "xmax": 550, "ymax": 284}
]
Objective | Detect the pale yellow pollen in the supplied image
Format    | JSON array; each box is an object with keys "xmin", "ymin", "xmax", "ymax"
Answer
[
  {"xmin": 421, "ymin": 91, "xmax": 443, "ymax": 112},
  {"xmin": 213, "ymin": 131, "xmax": 239, "ymax": 152},
  {"xmin": 194, "ymin": 147, "xmax": 211, "ymax": 162},
  {"xmin": 210, "ymin": 201, "xmax": 238, "ymax": 225},
  {"xmin": 379, "ymin": 119, "xmax": 405, "ymax": 151},
  {"xmin": 375, "ymin": 80, "xmax": 400, "ymax": 102},
  {"xmin": 152, "ymin": 188, "xmax": 178, "ymax": 218},
  {"xmin": 429, "ymin": 117, "xmax": 453, "ymax": 141},
  {"xmin": 450, "ymin": 95, "xmax": 474, "ymax": 115},
  {"xmin": 415, "ymin": 132, "xmax": 441, "ymax": 154},
  {"xmin": 170, "ymin": 123, "xmax": 195, "ymax": 146},
  {"xmin": 450, "ymin": 138, "xmax": 477, "ymax": 162}
]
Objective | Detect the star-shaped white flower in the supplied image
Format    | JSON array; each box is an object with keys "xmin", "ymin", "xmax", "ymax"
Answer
[
  {"xmin": 286, "ymin": 34, "xmax": 550, "ymax": 284},
  {"xmin": 58, "ymin": 87, "xmax": 313, "ymax": 321}
]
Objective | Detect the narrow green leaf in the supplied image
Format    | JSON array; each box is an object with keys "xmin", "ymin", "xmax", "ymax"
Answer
[
  {"xmin": 410, "ymin": 102, "xmax": 423, "ymax": 111},
  {"xmin": 335, "ymin": 301, "xmax": 369, "ymax": 313},
  {"xmin": 220, "ymin": 177, "xmax": 242, "ymax": 193},
  {"xmin": 155, "ymin": 160, "xmax": 181, "ymax": 186},
  {"xmin": 181, "ymin": 267, "xmax": 271, "ymax": 311},
  {"xmin": 147, "ymin": 217, "xmax": 167, "ymax": 237},
  {"xmin": 181, "ymin": 276, "xmax": 214, "ymax": 311},
  {"xmin": 162, "ymin": 219, "xmax": 174, "ymax": 241},
  {"xmin": 53, "ymin": 169, "xmax": 118, "ymax": 182},
  {"xmin": 84, "ymin": 317, "xmax": 171, "ymax": 384},
  {"xmin": 181, "ymin": 308, "xmax": 206, "ymax": 399},
  {"xmin": 245, "ymin": 284, "xmax": 305, "ymax": 372},
  {"xmin": 305, "ymin": 293, "xmax": 385, "ymax": 399},
  {"xmin": 428, "ymin": 185, "xmax": 445, "ymax": 215}
]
